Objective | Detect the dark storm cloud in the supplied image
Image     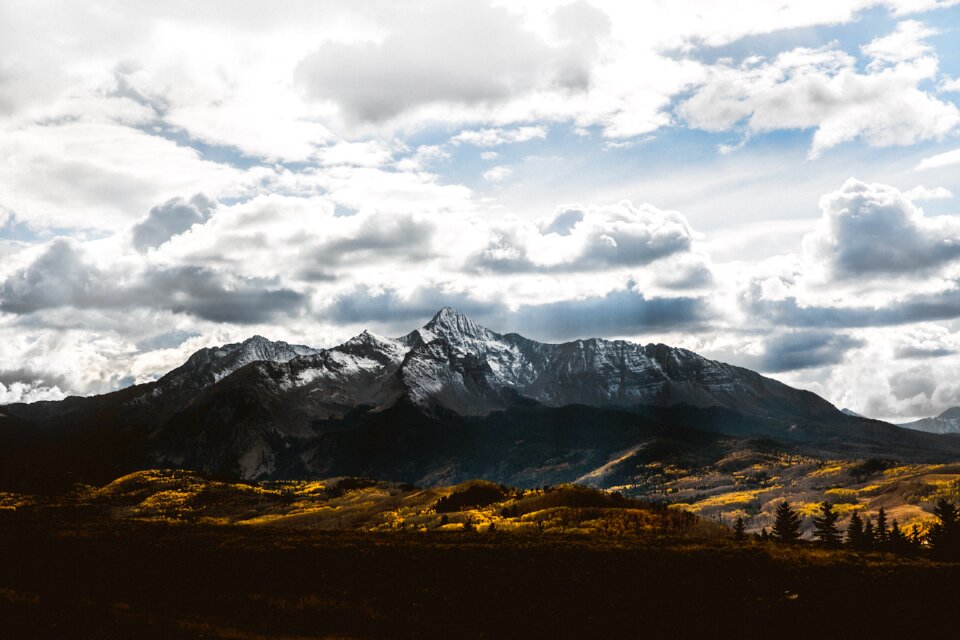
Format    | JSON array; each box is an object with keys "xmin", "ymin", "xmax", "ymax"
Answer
[
  {"xmin": 296, "ymin": 213, "xmax": 437, "ymax": 281},
  {"xmin": 327, "ymin": 284, "xmax": 710, "ymax": 342},
  {"xmin": 0, "ymin": 239, "xmax": 306, "ymax": 323},
  {"xmin": 740, "ymin": 278, "xmax": 960, "ymax": 328},
  {"xmin": 894, "ymin": 345, "xmax": 957, "ymax": 359},
  {"xmin": 131, "ymin": 194, "xmax": 215, "ymax": 252},
  {"xmin": 506, "ymin": 289, "xmax": 709, "ymax": 341},
  {"xmin": 295, "ymin": 1, "xmax": 607, "ymax": 123},
  {"xmin": 0, "ymin": 367, "xmax": 68, "ymax": 389},
  {"xmin": 327, "ymin": 287, "xmax": 493, "ymax": 326},
  {"xmin": 142, "ymin": 267, "xmax": 306, "ymax": 324},
  {"xmin": 756, "ymin": 331, "xmax": 865, "ymax": 373},
  {"xmin": 0, "ymin": 239, "xmax": 96, "ymax": 314},
  {"xmin": 312, "ymin": 214, "xmax": 435, "ymax": 264}
]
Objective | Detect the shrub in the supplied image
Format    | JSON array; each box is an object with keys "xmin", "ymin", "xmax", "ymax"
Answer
[
  {"xmin": 851, "ymin": 459, "xmax": 896, "ymax": 482},
  {"xmin": 435, "ymin": 483, "xmax": 511, "ymax": 513},
  {"xmin": 326, "ymin": 477, "xmax": 379, "ymax": 498}
]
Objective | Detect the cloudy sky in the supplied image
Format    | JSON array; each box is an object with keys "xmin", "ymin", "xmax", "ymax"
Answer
[{"xmin": 2, "ymin": 0, "xmax": 960, "ymax": 420}]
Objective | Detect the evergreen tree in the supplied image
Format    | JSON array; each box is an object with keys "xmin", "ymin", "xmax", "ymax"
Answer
[
  {"xmin": 846, "ymin": 510, "xmax": 866, "ymax": 549},
  {"xmin": 927, "ymin": 498, "xmax": 960, "ymax": 559},
  {"xmin": 772, "ymin": 501, "xmax": 802, "ymax": 543},
  {"xmin": 812, "ymin": 501, "xmax": 841, "ymax": 546},
  {"xmin": 863, "ymin": 517, "xmax": 875, "ymax": 548},
  {"xmin": 875, "ymin": 507, "xmax": 889, "ymax": 546},
  {"xmin": 757, "ymin": 527, "xmax": 769, "ymax": 542},
  {"xmin": 733, "ymin": 516, "xmax": 746, "ymax": 542},
  {"xmin": 888, "ymin": 520, "xmax": 907, "ymax": 554},
  {"xmin": 910, "ymin": 524, "xmax": 922, "ymax": 549}
]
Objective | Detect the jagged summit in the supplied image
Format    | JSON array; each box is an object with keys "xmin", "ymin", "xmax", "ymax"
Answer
[
  {"xmin": 417, "ymin": 307, "xmax": 494, "ymax": 344},
  {"xmin": 429, "ymin": 306, "xmax": 464, "ymax": 322},
  {"xmin": 163, "ymin": 334, "xmax": 320, "ymax": 390}
]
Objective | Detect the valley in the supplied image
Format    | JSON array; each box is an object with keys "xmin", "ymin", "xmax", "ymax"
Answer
[{"xmin": 1, "ymin": 470, "xmax": 959, "ymax": 639}]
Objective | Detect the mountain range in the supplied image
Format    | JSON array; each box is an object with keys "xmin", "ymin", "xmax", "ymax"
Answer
[{"xmin": 2, "ymin": 308, "xmax": 959, "ymax": 491}]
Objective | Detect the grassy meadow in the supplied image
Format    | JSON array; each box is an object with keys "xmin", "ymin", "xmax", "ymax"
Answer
[{"xmin": 1, "ymin": 468, "xmax": 959, "ymax": 638}]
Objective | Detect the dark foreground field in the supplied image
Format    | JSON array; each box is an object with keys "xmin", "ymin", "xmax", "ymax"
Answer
[{"xmin": 1, "ymin": 513, "xmax": 959, "ymax": 639}]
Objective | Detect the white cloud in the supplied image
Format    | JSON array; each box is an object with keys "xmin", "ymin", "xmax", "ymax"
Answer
[
  {"xmin": 314, "ymin": 140, "xmax": 399, "ymax": 167},
  {"xmin": 0, "ymin": 381, "xmax": 66, "ymax": 404},
  {"xmin": 295, "ymin": 1, "xmax": 607, "ymax": 127},
  {"xmin": 802, "ymin": 178, "xmax": 960, "ymax": 280},
  {"xmin": 483, "ymin": 166, "xmax": 513, "ymax": 182},
  {"xmin": 470, "ymin": 201, "xmax": 699, "ymax": 273},
  {"xmin": 451, "ymin": 125, "xmax": 548, "ymax": 147},
  {"xmin": 916, "ymin": 147, "xmax": 960, "ymax": 170},
  {"xmin": 310, "ymin": 165, "xmax": 477, "ymax": 215},
  {"xmin": 0, "ymin": 122, "xmax": 251, "ymax": 230},
  {"xmin": 679, "ymin": 23, "xmax": 960, "ymax": 157},
  {"xmin": 726, "ymin": 181, "xmax": 960, "ymax": 415},
  {"xmin": 903, "ymin": 185, "xmax": 953, "ymax": 200},
  {"xmin": 717, "ymin": 137, "xmax": 749, "ymax": 155},
  {"xmin": 884, "ymin": 0, "xmax": 960, "ymax": 15},
  {"xmin": 859, "ymin": 19, "xmax": 937, "ymax": 68}
]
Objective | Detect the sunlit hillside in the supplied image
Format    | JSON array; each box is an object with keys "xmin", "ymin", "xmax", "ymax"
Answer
[
  {"xmin": 7, "ymin": 462, "xmax": 957, "ymax": 541},
  {"xmin": 625, "ymin": 457, "xmax": 960, "ymax": 537},
  {"xmin": 35, "ymin": 470, "xmax": 723, "ymax": 539}
]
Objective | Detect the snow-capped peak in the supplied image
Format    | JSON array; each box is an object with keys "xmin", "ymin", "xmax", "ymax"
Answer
[
  {"xmin": 337, "ymin": 329, "xmax": 409, "ymax": 362},
  {"xmin": 422, "ymin": 307, "xmax": 494, "ymax": 342},
  {"xmin": 167, "ymin": 335, "xmax": 320, "ymax": 387}
]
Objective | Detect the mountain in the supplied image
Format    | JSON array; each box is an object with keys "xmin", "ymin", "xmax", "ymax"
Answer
[
  {"xmin": 3, "ymin": 308, "xmax": 959, "ymax": 490},
  {"xmin": 841, "ymin": 408, "xmax": 865, "ymax": 418},
  {"xmin": 0, "ymin": 335, "xmax": 318, "ymax": 489},
  {"xmin": 900, "ymin": 407, "xmax": 960, "ymax": 434},
  {"xmin": 189, "ymin": 306, "xmax": 841, "ymax": 422},
  {"xmin": 7, "ymin": 335, "xmax": 319, "ymax": 425}
]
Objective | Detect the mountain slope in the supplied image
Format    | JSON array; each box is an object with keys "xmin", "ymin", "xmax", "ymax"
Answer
[{"xmin": 901, "ymin": 407, "xmax": 960, "ymax": 434}]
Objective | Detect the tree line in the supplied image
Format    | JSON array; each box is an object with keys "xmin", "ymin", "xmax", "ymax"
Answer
[{"xmin": 732, "ymin": 497, "xmax": 960, "ymax": 560}]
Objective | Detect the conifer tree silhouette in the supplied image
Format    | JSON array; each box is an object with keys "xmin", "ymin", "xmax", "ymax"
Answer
[
  {"xmin": 863, "ymin": 517, "xmax": 875, "ymax": 548},
  {"xmin": 875, "ymin": 507, "xmax": 889, "ymax": 546},
  {"xmin": 772, "ymin": 501, "xmax": 802, "ymax": 543},
  {"xmin": 733, "ymin": 516, "xmax": 746, "ymax": 542},
  {"xmin": 927, "ymin": 498, "xmax": 960, "ymax": 559},
  {"xmin": 812, "ymin": 501, "xmax": 841, "ymax": 546},
  {"xmin": 846, "ymin": 510, "xmax": 866, "ymax": 549}
]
